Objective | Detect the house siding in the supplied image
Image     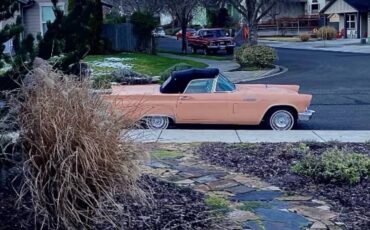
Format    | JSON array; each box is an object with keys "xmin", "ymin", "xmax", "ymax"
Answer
[
  {"xmin": 23, "ymin": 0, "xmax": 67, "ymax": 37},
  {"xmin": 368, "ymin": 13, "xmax": 370, "ymax": 37},
  {"xmin": 325, "ymin": 0, "xmax": 357, "ymax": 14}
]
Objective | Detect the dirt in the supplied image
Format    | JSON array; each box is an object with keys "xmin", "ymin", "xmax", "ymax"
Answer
[{"xmin": 197, "ymin": 142, "xmax": 370, "ymax": 230}]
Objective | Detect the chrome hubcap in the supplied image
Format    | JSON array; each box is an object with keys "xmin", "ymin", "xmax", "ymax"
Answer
[
  {"xmin": 146, "ymin": 116, "xmax": 169, "ymax": 129},
  {"xmin": 270, "ymin": 110, "xmax": 294, "ymax": 130}
]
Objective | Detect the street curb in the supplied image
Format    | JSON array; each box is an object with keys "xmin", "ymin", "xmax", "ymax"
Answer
[
  {"xmin": 267, "ymin": 46, "xmax": 370, "ymax": 55},
  {"xmin": 235, "ymin": 65, "xmax": 288, "ymax": 83}
]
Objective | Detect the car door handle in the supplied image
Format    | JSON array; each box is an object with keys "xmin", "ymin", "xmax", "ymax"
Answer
[{"xmin": 179, "ymin": 96, "xmax": 191, "ymax": 100}]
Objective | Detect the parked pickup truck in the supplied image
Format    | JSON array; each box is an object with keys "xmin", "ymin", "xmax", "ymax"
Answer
[{"xmin": 188, "ymin": 28, "xmax": 235, "ymax": 55}]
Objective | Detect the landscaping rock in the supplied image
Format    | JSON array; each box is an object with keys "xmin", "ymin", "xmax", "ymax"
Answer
[
  {"xmin": 230, "ymin": 191, "xmax": 283, "ymax": 202},
  {"xmin": 224, "ymin": 185, "xmax": 255, "ymax": 194},
  {"xmin": 194, "ymin": 175, "xmax": 219, "ymax": 183},
  {"xmin": 175, "ymin": 179, "xmax": 194, "ymax": 186},
  {"xmin": 310, "ymin": 221, "xmax": 327, "ymax": 229},
  {"xmin": 193, "ymin": 184, "xmax": 210, "ymax": 193},
  {"xmin": 277, "ymin": 195, "xmax": 313, "ymax": 201},
  {"xmin": 289, "ymin": 206, "xmax": 337, "ymax": 221},
  {"xmin": 228, "ymin": 210, "xmax": 259, "ymax": 222},
  {"xmin": 207, "ymin": 179, "xmax": 239, "ymax": 191}
]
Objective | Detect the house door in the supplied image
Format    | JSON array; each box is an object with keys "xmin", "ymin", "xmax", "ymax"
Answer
[{"xmin": 346, "ymin": 14, "xmax": 357, "ymax": 38}]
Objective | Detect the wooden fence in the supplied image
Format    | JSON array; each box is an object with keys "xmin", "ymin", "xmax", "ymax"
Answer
[{"xmin": 101, "ymin": 23, "xmax": 137, "ymax": 52}]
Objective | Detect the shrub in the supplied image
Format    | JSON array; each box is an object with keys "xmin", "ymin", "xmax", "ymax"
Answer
[
  {"xmin": 234, "ymin": 45, "xmax": 277, "ymax": 69},
  {"xmin": 160, "ymin": 63, "xmax": 193, "ymax": 82},
  {"xmin": 291, "ymin": 148, "xmax": 370, "ymax": 184},
  {"xmin": 12, "ymin": 62, "xmax": 145, "ymax": 228},
  {"xmin": 299, "ymin": 33, "xmax": 310, "ymax": 42},
  {"xmin": 316, "ymin": 26, "xmax": 337, "ymax": 40}
]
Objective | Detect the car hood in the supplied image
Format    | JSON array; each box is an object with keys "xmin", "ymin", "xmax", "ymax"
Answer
[{"xmin": 236, "ymin": 84, "xmax": 300, "ymax": 94}]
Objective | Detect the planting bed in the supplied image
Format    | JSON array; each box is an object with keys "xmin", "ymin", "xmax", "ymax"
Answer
[
  {"xmin": 197, "ymin": 142, "xmax": 370, "ymax": 230},
  {"xmin": 0, "ymin": 172, "xmax": 213, "ymax": 230}
]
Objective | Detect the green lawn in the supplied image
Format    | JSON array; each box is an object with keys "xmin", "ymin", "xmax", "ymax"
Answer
[
  {"xmin": 84, "ymin": 52, "xmax": 208, "ymax": 77},
  {"xmin": 159, "ymin": 51, "xmax": 233, "ymax": 61}
]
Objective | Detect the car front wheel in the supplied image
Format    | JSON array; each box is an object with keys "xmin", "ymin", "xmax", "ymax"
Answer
[
  {"xmin": 266, "ymin": 109, "xmax": 296, "ymax": 131},
  {"xmin": 145, "ymin": 116, "xmax": 170, "ymax": 130}
]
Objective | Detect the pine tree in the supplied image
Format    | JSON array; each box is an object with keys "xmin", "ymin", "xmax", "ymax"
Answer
[
  {"xmin": 0, "ymin": 1, "xmax": 35, "ymax": 90},
  {"xmin": 38, "ymin": 0, "xmax": 105, "ymax": 73},
  {"xmin": 0, "ymin": 1, "xmax": 22, "ymax": 70}
]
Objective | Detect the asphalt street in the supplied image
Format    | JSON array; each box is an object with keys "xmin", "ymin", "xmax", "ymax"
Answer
[{"xmin": 159, "ymin": 37, "xmax": 370, "ymax": 130}]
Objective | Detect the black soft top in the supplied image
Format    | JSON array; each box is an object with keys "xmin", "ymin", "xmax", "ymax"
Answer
[{"xmin": 160, "ymin": 68, "xmax": 219, "ymax": 94}]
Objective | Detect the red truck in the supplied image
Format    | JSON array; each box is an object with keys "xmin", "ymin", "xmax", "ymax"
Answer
[{"xmin": 188, "ymin": 28, "xmax": 235, "ymax": 55}]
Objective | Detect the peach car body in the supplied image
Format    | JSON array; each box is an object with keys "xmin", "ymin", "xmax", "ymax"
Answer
[{"xmin": 103, "ymin": 68, "xmax": 314, "ymax": 130}]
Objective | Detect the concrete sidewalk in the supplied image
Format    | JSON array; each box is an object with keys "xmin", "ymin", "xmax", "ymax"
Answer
[
  {"xmin": 260, "ymin": 38, "xmax": 370, "ymax": 54},
  {"xmin": 126, "ymin": 130, "xmax": 370, "ymax": 143}
]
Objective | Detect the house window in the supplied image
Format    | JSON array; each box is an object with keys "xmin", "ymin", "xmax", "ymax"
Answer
[
  {"xmin": 311, "ymin": 0, "xmax": 319, "ymax": 14},
  {"xmin": 40, "ymin": 4, "xmax": 64, "ymax": 35},
  {"xmin": 346, "ymin": 14, "xmax": 356, "ymax": 29}
]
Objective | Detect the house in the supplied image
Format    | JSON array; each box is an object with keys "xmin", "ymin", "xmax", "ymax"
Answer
[
  {"xmin": 18, "ymin": 0, "xmax": 115, "ymax": 38},
  {"xmin": 321, "ymin": 0, "xmax": 370, "ymax": 38}
]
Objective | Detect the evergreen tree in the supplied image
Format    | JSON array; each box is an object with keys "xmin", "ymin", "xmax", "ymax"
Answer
[
  {"xmin": 0, "ymin": 1, "xmax": 23, "ymax": 70},
  {"xmin": 38, "ymin": 0, "xmax": 105, "ymax": 73},
  {"xmin": 0, "ymin": 1, "xmax": 35, "ymax": 90}
]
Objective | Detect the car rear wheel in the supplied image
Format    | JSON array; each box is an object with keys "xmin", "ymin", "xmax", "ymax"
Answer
[
  {"xmin": 266, "ymin": 109, "xmax": 296, "ymax": 131},
  {"xmin": 145, "ymin": 116, "xmax": 170, "ymax": 130}
]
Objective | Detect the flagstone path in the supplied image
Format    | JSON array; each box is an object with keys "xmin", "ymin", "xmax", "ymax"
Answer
[{"xmin": 143, "ymin": 144, "xmax": 345, "ymax": 230}]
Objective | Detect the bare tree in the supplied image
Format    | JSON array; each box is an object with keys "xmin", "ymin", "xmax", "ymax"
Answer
[
  {"xmin": 227, "ymin": 0, "xmax": 286, "ymax": 45},
  {"xmin": 119, "ymin": 0, "xmax": 163, "ymax": 15},
  {"xmin": 164, "ymin": 0, "xmax": 205, "ymax": 53}
]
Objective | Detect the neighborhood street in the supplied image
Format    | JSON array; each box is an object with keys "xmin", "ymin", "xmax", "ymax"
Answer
[{"xmin": 159, "ymin": 37, "xmax": 370, "ymax": 130}]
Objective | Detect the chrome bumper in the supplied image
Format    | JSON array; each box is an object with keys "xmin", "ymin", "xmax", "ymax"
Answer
[{"xmin": 298, "ymin": 109, "xmax": 315, "ymax": 121}]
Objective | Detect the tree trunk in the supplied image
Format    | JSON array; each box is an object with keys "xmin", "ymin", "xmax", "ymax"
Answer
[
  {"xmin": 248, "ymin": 23, "xmax": 258, "ymax": 45},
  {"xmin": 181, "ymin": 23, "xmax": 187, "ymax": 53}
]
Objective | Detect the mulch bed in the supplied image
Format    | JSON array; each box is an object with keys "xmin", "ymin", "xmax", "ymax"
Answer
[
  {"xmin": 0, "ymin": 171, "xmax": 214, "ymax": 230},
  {"xmin": 97, "ymin": 175, "xmax": 214, "ymax": 230},
  {"xmin": 197, "ymin": 142, "xmax": 370, "ymax": 230}
]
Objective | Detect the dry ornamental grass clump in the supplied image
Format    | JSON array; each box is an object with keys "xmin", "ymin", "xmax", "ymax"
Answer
[{"xmin": 11, "ymin": 62, "xmax": 145, "ymax": 229}]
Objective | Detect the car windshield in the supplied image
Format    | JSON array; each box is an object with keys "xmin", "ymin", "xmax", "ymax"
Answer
[
  {"xmin": 216, "ymin": 74, "xmax": 236, "ymax": 92},
  {"xmin": 203, "ymin": 30, "xmax": 226, "ymax": 38}
]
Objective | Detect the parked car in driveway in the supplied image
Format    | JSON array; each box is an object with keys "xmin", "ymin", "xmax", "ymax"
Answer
[
  {"xmin": 188, "ymin": 29, "xmax": 235, "ymax": 55},
  {"xmin": 104, "ymin": 68, "xmax": 314, "ymax": 131},
  {"xmin": 153, "ymin": 27, "xmax": 166, "ymax": 37},
  {"xmin": 176, "ymin": 28, "xmax": 197, "ymax": 40}
]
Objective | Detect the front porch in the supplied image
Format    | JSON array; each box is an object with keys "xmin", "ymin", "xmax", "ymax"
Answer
[
  {"xmin": 333, "ymin": 12, "xmax": 369, "ymax": 38},
  {"xmin": 321, "ymin": 0, "xmax": 370, "ymax": 39}
]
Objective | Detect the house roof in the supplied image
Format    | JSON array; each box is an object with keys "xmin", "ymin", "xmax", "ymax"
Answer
[{"xmin": 321, "ymin": 0, "xmax": 370, "ymax": 14}]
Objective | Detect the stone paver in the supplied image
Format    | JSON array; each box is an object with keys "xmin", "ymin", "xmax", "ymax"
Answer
[
  {"xmin": 145, "ymin": 145, "xmax": 344, "ymax": 229},
  {"xmin": 231, "ymin": 191, "xmax": 283, "ymax": 202}
]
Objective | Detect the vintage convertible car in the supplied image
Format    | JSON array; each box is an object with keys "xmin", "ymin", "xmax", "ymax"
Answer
[{"xmin": 104, "ymin": 68, "xmax": 314, "ymax": 130}]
